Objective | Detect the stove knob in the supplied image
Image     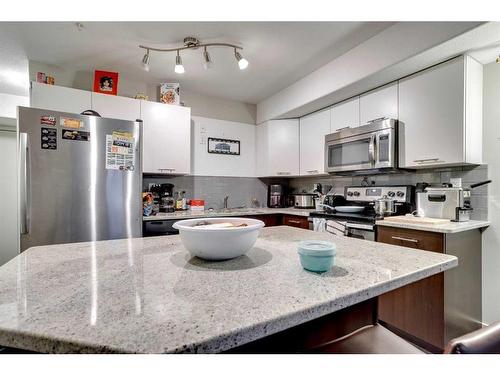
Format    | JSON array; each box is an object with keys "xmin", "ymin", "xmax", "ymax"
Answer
[
  {"xmin": 387, "ymin": 191, "xmax": 395, "ymax": 197},
  {"xmin": 347, "ymin": 192, "xmax": 353, "ymax": 197},
  {"xmin": 396, "ymin": 191, "xmax": 405, "ymax": 198},
  {"xmin": 353, "ymin": 191, "xmax": 360, "ymax": 197}
]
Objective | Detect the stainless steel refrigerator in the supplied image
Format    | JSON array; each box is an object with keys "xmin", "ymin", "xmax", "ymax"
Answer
[{"xmin": 18, "ymin": 106, "xmax": 142, "ymax": 251}]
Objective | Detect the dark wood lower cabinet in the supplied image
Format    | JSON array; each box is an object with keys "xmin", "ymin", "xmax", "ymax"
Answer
[
  {"xmin": 241, "ymin": 214, "xmax": 310, "ymax": 230},
  {"xmin": 282, "ymin": 215, "xmax": 310, "ymax": 229},
  {"xmin": 377, "ymin": 226, "xmax": 446, "ymax": 352},
  {"xmin": 376, "ymin": 225, "xmax": 483, "ymax": 353},
  {"xmin": 226, "ymin": 298, "xmax": 377, "ymax": 353}
]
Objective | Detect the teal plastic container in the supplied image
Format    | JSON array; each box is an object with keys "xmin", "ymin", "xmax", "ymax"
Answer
[{"xmin": 298, "ymin": 240, "xmax": 336, "ymax": 273}]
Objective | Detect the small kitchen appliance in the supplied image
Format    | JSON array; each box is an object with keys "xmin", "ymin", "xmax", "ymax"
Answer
[
  {"xmin": 310, "ymin": 185, "xmax": 415, "ymax": 241},
  {"xmin": 416, "ymin": 180, "xmax": 491, "ymax": 222},
  {"xmin": 267, "ymin": 184, "xmax": 287, "ymax": 208},
  {"xmin": 290, "ymin": 193, "xmax": 316, "ymax": 209},
  {"xmin": 325, "ymin": 118, "xmax": 399, "ymax": 175},
  {"xmin": 159, "ymin": 183, "xmax": 175, "ymax": 213}
]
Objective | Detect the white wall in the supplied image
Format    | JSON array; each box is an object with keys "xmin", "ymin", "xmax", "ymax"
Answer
[
  {"xmin": 482, "ymin": 62, "xmax": 500, "ymax": 324},
  {"xmin": 29, "ymin": 61, "xmax": 257, "ymax": 124},
  {"xmin": 191, "ymin": 116, "xmax": 256, "ymax": 177},
  {"xmin": 0, "ymin": 129, "xmax": 18, "ymax": 266}
]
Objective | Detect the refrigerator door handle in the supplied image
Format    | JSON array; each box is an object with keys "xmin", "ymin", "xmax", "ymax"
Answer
[{"xmin": 19, "ymin": 132, "xmax": 30, "ymax": 234}]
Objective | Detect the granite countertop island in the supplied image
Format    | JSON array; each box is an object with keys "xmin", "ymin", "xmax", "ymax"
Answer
[
  {"xmin": 0, "ymin": 227, "xmax": 457, "ymax": 353},
  {"xmin": 142, "ymin": 207, "xmax": 315, "ymax": 221}
]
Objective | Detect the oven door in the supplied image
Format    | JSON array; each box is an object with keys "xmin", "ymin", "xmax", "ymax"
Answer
[
  {"xmin": 325, "ymin": 132, "xmax": 375, "ymax": 173},
  {"xmin": 345, "ymin": 222, "xmax": 375, "ymax": 241}
]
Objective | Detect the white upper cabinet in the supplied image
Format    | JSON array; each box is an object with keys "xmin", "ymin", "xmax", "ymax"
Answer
[
  {"xmin": 330, "ymin": 97, "xmax": 360, "ymax": 131},
  {"xmin": 140, "ymin": 100, "xmax": 191, "ymax": 175},
  {"xmin": 359, "ymin": 82, "xmax": 398, "ymax": 124},
  {"xmin": 399, "ymin": 55, "xmax": 482, "ymax": 169},
  {"xmin": 299, "ymin": 108, "xmax": 330, "ymax": 176},
  {"xmin": 256, "ymin": 119, "xmax": 299, "ymax": 177},
  {"xmin": 30, "ymin": 82, "xmax": 92, "ymax": 114},
  {"xmin": 91, "ymin": 92, "xmax": 141, "ymax": 122}
]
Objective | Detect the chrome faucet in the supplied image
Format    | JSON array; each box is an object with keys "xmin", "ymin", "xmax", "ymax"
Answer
[{"xmin": 223, "ymin": 195, "xmax": 229, "ymax": 209}]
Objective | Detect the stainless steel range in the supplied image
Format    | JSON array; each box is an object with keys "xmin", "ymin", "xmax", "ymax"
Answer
[{"xmin": 310, "ymin": 185, "xmax": 415, "ymax": 241}]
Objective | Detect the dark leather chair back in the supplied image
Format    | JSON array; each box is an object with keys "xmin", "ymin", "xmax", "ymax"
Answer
[{"xmin": 445, "ymin": 321, "xmax": 500, "ymax": 354}]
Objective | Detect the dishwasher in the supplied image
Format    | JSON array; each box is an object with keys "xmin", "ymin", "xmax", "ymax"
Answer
[{"xmin": 143, "ymin": 220, "xmax": 179, "ymax": 237}]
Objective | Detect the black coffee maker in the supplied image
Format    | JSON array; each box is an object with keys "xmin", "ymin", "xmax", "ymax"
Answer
[
  {"xmin": 267, "ymin": 184, "xmax": 286, "ymax": 208},
  {"xmin": 159, "ymin": 183, "xmax": 175, "ymax": 213}
]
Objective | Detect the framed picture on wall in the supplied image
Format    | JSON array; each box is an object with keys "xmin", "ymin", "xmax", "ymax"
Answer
[
  {"xmin": 93, "ymin": 70, "xmax": 119, "ymax": 95},
  {"xmin": 207, "ymin": 137, "xmax": 240, "ymax": 155}
]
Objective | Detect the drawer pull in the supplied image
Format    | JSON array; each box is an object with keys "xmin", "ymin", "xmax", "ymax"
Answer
[
  {"xmin": 391, "ymin": 236, "xmax": 419, "ymax": 243},
  {"xmin": 413, "ymin": 158, "xmax": 445, "ymax": 164},
  {"xmin": 288, "ymin": 219, "xmax": 302, "ymax": 224}
]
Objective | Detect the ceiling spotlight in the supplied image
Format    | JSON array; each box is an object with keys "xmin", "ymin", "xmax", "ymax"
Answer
[
  {"xmin": 203, "ymin": 47, "xmax": 212, "ymax": 70},
  {"xmin": 497, "ymin": 55, "xmax": 500, "ymax": 64},
  {"xmin": 234, "ymin": 49, "xmax": 248, "ymax": 70},
  {"xmin": 175, "ymin": 50, "xmax": 185, "ymax": 74},
  {"xmin": 141, "ymin": 49, "xmax": 150, "ymax": 72}
]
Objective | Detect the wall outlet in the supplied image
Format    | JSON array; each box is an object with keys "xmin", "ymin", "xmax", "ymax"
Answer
[{"xmin": 450, "ymin": 178, "xmax": 462, "ymax": 187}]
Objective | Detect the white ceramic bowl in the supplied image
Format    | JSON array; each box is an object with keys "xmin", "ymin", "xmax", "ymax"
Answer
[{"xmin": 172, "ymin": 217, "xmax": 265, "ymax": 260}]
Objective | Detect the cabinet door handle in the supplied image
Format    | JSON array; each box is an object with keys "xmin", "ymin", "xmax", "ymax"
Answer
[
  {"xmin": 158, "ymin": 168, "xmax": 176, "ymax": 173},
  {"xmin": 413, "ymin": 158, "xmax": 444, "ymax": 164},
  {"xmin": 307, "ymin": 170, "xmax": 319, "ymax": 174},
  {"xmin": 277, "ymin": 171, "xmax": 291, "ymax": 176},
  {"xmin": 391, "ymin": 236, "xmax": 419, "ymax": 243}
]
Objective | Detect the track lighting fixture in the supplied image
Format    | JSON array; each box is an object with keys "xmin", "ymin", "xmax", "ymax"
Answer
[
  {"xmin": 141, "ymin": 49, "xmax": 150, "ymax": 72},
  {"xmin": 174, "ymin": 50, "xmax": 185, "ymax": 74},
  {"xmin": 139, "ymin": 36, "xmax": 248, "ymax": 74}
]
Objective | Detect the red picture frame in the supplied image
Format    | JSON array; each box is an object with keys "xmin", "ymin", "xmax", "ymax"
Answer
[{"xmin": 93, "ymin": 70, "xmax": 119, "ymax": 95}]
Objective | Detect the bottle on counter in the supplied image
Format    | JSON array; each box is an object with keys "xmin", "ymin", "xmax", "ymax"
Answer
[
  {"xmin": 175, "ymin": 192, "xmax": 183, "ymax": 211},
  {"xmin": 181, "ymin": 191, "xmax": 187, "ymax": 210}
]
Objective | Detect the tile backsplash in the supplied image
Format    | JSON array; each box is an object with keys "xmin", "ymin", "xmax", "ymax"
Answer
[
  {"xmin": 143, "ymin": 165, "xmax": 489, "ymax": 220},
  {"xmin": 143, "ymin": 176, "xmax": 268, "ymax": 210},
  {"xmin": 288, "ymin": 165, "xmax": 489, "ymax": 220}
]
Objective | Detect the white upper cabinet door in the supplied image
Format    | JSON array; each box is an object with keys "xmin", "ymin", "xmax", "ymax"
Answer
[
  {"xmin": 360, "ymin": 82, "xmax": 398, "ymax": 124},
  {"xmin": 299, "ymin": 108, "xmax": 331, "ymax": 176},
  {"xmin": 266, "ymin": 119, "xmax": 300, "ymax": 177},
  {"xmin": 140, "ymin": 101, "xmax": 191, "ymax": 175},
  {"xmin": 30, "ymin": 82, "xmax": 92, "ymax": 114},
  {"xmin": 330, "ymin": 97, "xmax": 360, "ymax": 132},
  {"xmin": 91, "ymin": 92, "xmax": 141, "ymax": 121},
  {"xmin": 399, "ymin": 56, "xmax": 465, "ymax": 168},
  {"xmin": 255, "ymin": 122, "xmax": 269, "ymax": 177}
]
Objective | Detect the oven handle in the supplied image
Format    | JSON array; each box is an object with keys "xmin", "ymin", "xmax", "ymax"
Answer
[{"xmin": 345, "ymin": 222, "xmax": 375, "ymax": 231}]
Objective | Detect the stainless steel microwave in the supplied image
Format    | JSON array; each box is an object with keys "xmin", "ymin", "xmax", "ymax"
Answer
[{"xmin": 324, "ymin": 118, "xmax": 398, "ymax": 174}]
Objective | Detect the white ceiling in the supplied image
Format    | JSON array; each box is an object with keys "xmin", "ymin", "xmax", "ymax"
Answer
[
  {"xmin": 0, "ymin": 22, "xmax": 393, "ymax": 104},
  {"xmin": 469, "ymin": 43, "xmax": 500, "ymax": 64}
]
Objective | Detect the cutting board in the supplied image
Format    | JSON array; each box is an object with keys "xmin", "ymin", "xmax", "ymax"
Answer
[{"xmin": 382, "ymin": 216, "xmax": 451, "ymax": 225}]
